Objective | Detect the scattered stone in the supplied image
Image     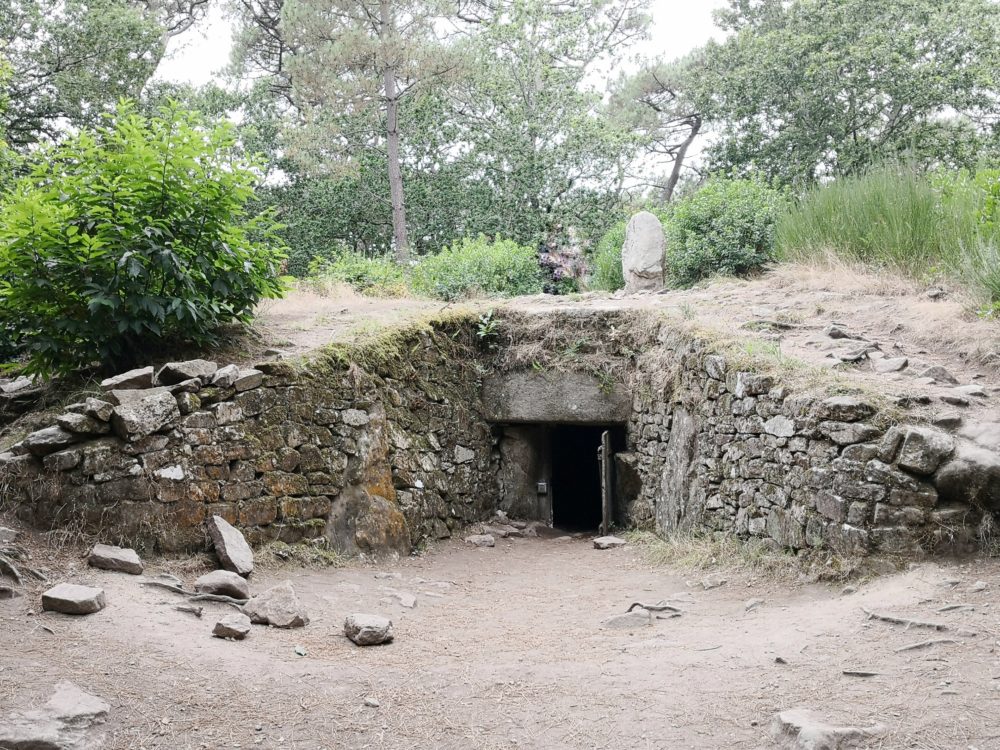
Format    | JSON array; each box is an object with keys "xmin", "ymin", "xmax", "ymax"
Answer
[
  {"xmin": 600, "ymin": 610, "xmax": 652, "ymax": 630},
  {"xmin": 969, "ymin": 580, "xmax": 988, "ymax": 593},
  {"xmin": 88, "ymin": 544, "xmax": 143, "ymax": 575},
  {"xmin": 384, "ymin": 590, "xmax": 417, "ymax": 608},
  {"xmin": 873, "ymin": 357, "xmax": 908, "ymax": 374},
  {"xmin": 465, "ymin": 534, "xmax": 495, "ymax": 548},
  {"xmin": 243, "ymin": 581, "xmax": 308, "ymax": 628},
  {"xmin": 56, "ymin": 412, "xmax": 110, "ymax": 436},
  {"xmin": 771, "ymin": 708, "xmax": 885, "ymax": 750},
  {"xmin": 374, "ymin": 572, "xmax": 401, "ymax": 580},
  {"xmin": 593, "ymin": 535, "xmax": 626, "ymax": 550},
  {"xmin": 363, "ymin": 697, "xmax": 380, "ymax": 708},
  {"xmin": 23, "ymin": 426, "xmax": 80, "ymax": 456},
  {"xmin": 206, "ymin": 515, "xmax": 254, "ymax": 577},
  {"xmin": 824, "ymin": 324, "xmax": 862, "ymax": 340},
  {"xmin": 194, "ymin": 570, "xmax": 251, "ymax": 599},
  {"xmin": 0, "ymin": 375, "xmax": 34, "ymax": 394},
  {"xmin": 482, "ymin": 524, "xmax": 512, "ymax": 538},
  {"xmin": 155, "ymin": 359, "xmax": 218, "ymax": 385},
  {"xmin": 931, "ymin": 413, "xmax": 963, "ymax": 429},
  {"xmin": 100, "ymin": 366, "xmax": 154, "ymax": 391},
  {"xmin": 939, "ymin": 394, "xmax": 970, "ymax": 407},
  {"xmin": 918, "ymin": 365, "xmax": 958, "ymax": 385},
  {"xmin": 702, "ymin": 575, "xmax": 727, "ymax": 590},
  {"xmin": 111, "ymin": 391, "xmax": 180, "ymax": 440},
  {"xmin": 841, "ymin": 586, "xmax": 857, "ymax": 596},
  {"xmin": 951, "ymin": 384, "xmax": 987, "ymax": 398},
  {"xmin": 41, "ymin": 583, "xmax": 106, "ymax": 615},
  {"xmin": 621, "ymin": 211, "xmax": 665, "ymax": 292},
  {"xmin": 745, "ymin": 598, "xmax": 764, "ymax": 612},
  {"xmin": 344, "ymin": 613, "xmax": 394, "ymax": 645},
  {"xmin": 213, "ymin": 612, "xmax": 252, "ymax": 640},
  {"xmin": 0, "ymin": 681, "xmax": 110, "ymax": 750},
  {"xmin": 0, "ymin": 526, "xmax": 18, "ymax": 544}
]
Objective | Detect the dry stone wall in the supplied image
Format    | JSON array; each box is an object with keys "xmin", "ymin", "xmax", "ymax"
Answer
[{"xmin": 0, "ymin": 320, "xmax": 497, "ymax": 554}]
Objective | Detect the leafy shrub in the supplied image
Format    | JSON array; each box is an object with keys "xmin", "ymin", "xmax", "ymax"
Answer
[
  {"xmin": 665, "ymin": 179, "xmax": 785, "ymax": 287},
  {"xmin": 304, "ymin": 246, "xmax": 406, "ymax": 297},
  {"xmin": 410, "ymin": 235, "xmax": 543, "ymax": 301},
  {"xmin": 0, "ymin": 101, "xmax": 286, "ymax": 376},
  {"xmin": 588, "ymin": 220, "xmax": 626, "ymax": 291}
]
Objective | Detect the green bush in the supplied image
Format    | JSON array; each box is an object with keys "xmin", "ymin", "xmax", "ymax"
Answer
[
  {"xmin": 0, "ymin": 101, "xmax": 286, "ymax": 376},
  {"xmin": 305, "ymin": 247, "xmax": 406, "ymax": 296},
  {"xmin": 410, "ymin": 235, "xmax": 543, "ymax": 301},
  {"xmin": 665, "ymin": 179, "xmax": 785, "ymax": 287},
  {"xmin": 588, "ymin": 220, "xmax": 626, "ymax": 291}
]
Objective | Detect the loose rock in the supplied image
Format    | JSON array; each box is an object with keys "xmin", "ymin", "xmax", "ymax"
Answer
[
  {"xmin": 194, "ymin": 570, "xmax": 251, "ymax": 599},
  {"xmin": 88, "ymin": 544, "xmax": 143, "ymax": 575},
  {"xmin": 873, "ymin": 357, "xmax": 908, "ymax": 374},
  {"xmin": 100, "ymin": 366, "xmax": 154, "ymax": 391},
  {"xmin": 242, "ymin": 581, "xmax": 308, "ymax": 628},
  {"xmin": 0, "ymin": 681, "xmax": 110, "ymax": 750},
  {"xmin": 213, "ymin": 613, "xmax": 252, "ymax": 640},
  {"xmin": 465, "ymin": 534, "xmax": 495, "ymax": 548},
  {"xmin": 344, "ymin": 613, "xmax": 394, "ymax": 645},
  {"xmin": 155, "ymin": 359, "xmax": 218, "ymax": 385},
  {"xmin": 206, "ymin": 515, "xmax": 254, "ymax": 577},
  {"xmin": 593, "ymin": 535, "xmax": 626, "ymax": 550},
  {"xmin": 41, "ymin": 583, "xmax": 106, "ymax": 615},
  {"xmin": 771, "ymin": 708, "xmax": 885, "ymax": 749},
  {"xmin": 918, "ymin": 365, "xmax": 958, "ymax": 385}
]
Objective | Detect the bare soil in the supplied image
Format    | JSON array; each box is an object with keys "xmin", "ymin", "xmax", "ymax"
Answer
[{"xmin": 3, "ymin": 529, "xmax": 1000, "ymax": 749}]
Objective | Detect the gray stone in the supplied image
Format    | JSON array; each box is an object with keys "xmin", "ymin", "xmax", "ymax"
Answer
[
  {"xmin": 465, "ymin": 534, "xmax": 495, "ymax": 548},
  {"xmin": 872, "ymin": 357, "xmax": 908, "ymax": 374},
  {"xmin": 210, "ymin": 402, "xmax": 243, "ymax": 425},
  {"xmin": 344, "ymin": 613, "xmax": 394, "ymax": 645},
  {"xmin": 772, "ymin": 708, "xmax": 885, "ymax": 749},
  {"xmin": 621, "ymin": 211, "xmax": 665, "ymax": 292},
  {"xmin": 0, "ymin": 526, "xmax": 17, "ymax": 544},
  {"xmin": 83, "ymin": 397, "xmax": 115, "ymax": 422},
  {"xmin": 211, "ymin": 364, "xmax": 240, "ymax": 388},
  {"xmin": 100, "ymin": 366, "xmax": 154, "ymax": 391},
  {"xmin": 600, "ymin": 610, "xmax": 652, "ymax": 630},
  {"xmin": 213, "ymin": 612, "xmax": 252, "ymax": 640},
  {"xmin": 817, "ymin": 396, "xmax": 875, "ymax": 422},
  {"xmin": 23, "ymin": 426, "xmax": 80, "ymax": 456},
  {"xmin": 342, "ymin": 409, "xmax": 371, "ymax": 426},
  {"xmin": 593, "ymin": 535, "xmax": 626, "ymax": 550},
  {"xmin": 155, "ymin": 359, "xmax": 218, "ymax": 385},
  {"xmin": 0, "ymin": 681, "xmax": 110, "ymax": 750},
  {"xmin": 207, "ymin": 515, "xmax": 254, "ymax": 577},
  {"xmin": 242, "ymin": 581, "xmax": 308, "ymax": 628},
  {"xmin": 56, "ymin": 413, "xmax": 110, "ymax": 436},
  {"xmin": 194, "ymin": 570, "xmax": 251, "ymax": 599},
  {"xmin": 764, "ymin": 415, "xmax": 795, "ymax": 438},
  {"xmin": 88, "ymin": 544, "xmax": 143, "ymax": 575},
  {"xmin": 111, "ymin": 391, "xmax": 180, "ymax": 439},
  {"xmin": 384, "ymin": 590, "xmax": 417, "ymax": 608},
  {"xmin": 0, "ymin": 584, "xmax": 18, "ymax": 599},
  {"xmin": 824, "ymin": 324, "xmax": 862, "ymax": 340},
  {"xmin": 41, "ymin": 583, "xmax": 106, "ymax": 615},
  {"xmin": 106, "ymin": 386, "xmax": 172, "ymax": 406},
  {"xmin": 939, "ymin": 393, "xmax": 969, "ymax": 407},
  {"xmin": 897, "ymin": 427, "xmax": 954, "ymax": 475},
  {"xmin": 918, "ymin": 365, "xmax": 958, "ymax": 385},
  {"xmin": 43, "ymin": 448, "xmax": 82, "ymax": 472},
  {"xmin": 733, "ymin": 372, "xmax": 774, "ymax": 398},
  {"xmin": 951, "ymin": 384, "xmax": 986, "ymax": 398},
  {"xmin": 483, "ymin": 371, "xmax": 630, "ymax": 425},
  {"xmin": 704, "ymin": 354, "xmax": 727, "ymax": 380},
  {"xmin": 454, "ymin": 445, "xmax": 476, "ymax": 464},
  {"xmin": 234, "ymin": 368, "xmax": 263, "ymax": 391},
  {"xmin": 818, "ymin": 422, "xmax": 880, "ymax": 446},
  {"xmin": 0, "ymin": 375, "xmax": 34, "ymax": 394}
]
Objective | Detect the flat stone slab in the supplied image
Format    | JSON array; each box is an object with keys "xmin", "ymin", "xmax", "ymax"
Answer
[
  {"xmin": 23, "ymin": 426, "xmax": 80, "ymax": 457},
  {"xmin": 41, "ymin": 583, "xmax": 106, "ymax": 615},
  {"xmin": 242, "ymin": 581, "xmax": 308, "ymax": 628},
  {"xmin": 88, "ymin": 544, "xmax": 143, "ymax": 575},
  {"xmin": 593, "ymin": 535, "xmax": 626, "ymax": 550},
  {"xmin": 100, "ymin": 366, "xmax": 154, "ymax": 391},
  {"xmin": 213, "ymin": 612, "xmax": 252, "ymax": 640},
  {"xmin": 194, "ymin": 570, "xmax": 251, "ymax": 599},
  {"xmin": 772, "ymin": 708, "xmax": 885, "ymax": 749},
  {"xmin": 206, "ymin": 515, "xmax": 254, "ymax": 577},
  {"xmin": 155, "ymin": 359, "xmax": 218, "ymax": 385},
  {"xmin": 465, "ymin": 534, "xmax": 495, "ymax": 548},
  {"xmin": 344, "ymin": 613, "xmax": 394, "ymax": 646},
  {"xmin": 0, "ymin": 680, "xmax": 110, "ymax": 750},
  {"xmin": 600, "ymin": 611, "xmax": 652, "ymax": 630}
]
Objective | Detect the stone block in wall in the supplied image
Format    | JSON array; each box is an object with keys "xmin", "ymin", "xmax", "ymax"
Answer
[
  {"xmin": 870, "ymin": 526, "xmax": 924, "ymax": 555},
  {"xmin": 840, "ymin": 443, "xmax": 879, "ymax": 463},
  {"xmin": 731, "ymin": 372, "xmax": 774, "ymax": 398},
  {"xmin": 43, "ymin": 448, "xmax": 81, "ymax": 472},
  {"xmin": 221, "ymin": 481, "xmax": 265, "ymax": 503},
  {"xmin": 815, "ymin": 491, "xmax": 848, "ymax": 523},
  {"xmin": 277, "ymin": 495, "xmax": 332, "ymax": 521},
  {"xmin": 263, "ymin": 472, "xmax": 309, "ymax": 497},
  {"xmin": 111, "ymin": 391, "xmax": 179, "ymax": 439},
  {"xmin": 896, "ymin": 427, "xmax": 955, "ymax": 476},
  {"xmin": 238, "ymin": 497, "xmax": 279, "ymax": 526},
  {"xmin": 23, "ymin": 426, "xmax": 80, "ymax": 456},
  {"xmin": 815, "ymin": 396, "xmax": 875, "ymax": 422},
  {"xmin": 767, "ymin": 507, "xmax": 806, "ymax": 549},
  {"xmin": 704, "ymin": 354, "xmax": 727, "ymax": 380},
  {"xmin": 763, "ymin": 415, "xmax": 795, "ymax": 438},
  {"xmin": 886, "ymin": 487, "xmax": 938, "ymax": 509},
  {"xmin": 873, "ymin": 503, "xmax": 927, "ymax": 526},
  {"xmin": 818, "ymin": 421, "xmax": 881, "ymax": 446}
]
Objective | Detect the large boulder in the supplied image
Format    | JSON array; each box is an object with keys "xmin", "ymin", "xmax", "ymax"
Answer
[
  {"xmin": 344, "ymin": 613, "xmax": 394, "ymax": 646},
  {"xmin": 242, "ymin": 581, "xmax": 308, "ymax": 628},
  {"xmin": 934, "ymin": 422, "xmax": 1000, "ymax": 511},
  {"xmin": 88, "ymin": 544, "xmax": 143, "ymax": 575},
  {"xmin": 206, "ymin": 515, "xmax": 254, "ymax": 577},
  {"xmin": 621, "ymin": 211, "xmax": 665, "ymax": 292},
  {"xmin": 194, "ymin": 570, "xmax": 251, "ymax": 599},
  {"xmin": 0, "ymin": 681, "xmax": 110, "ymax": 750},
  {"xmin": 111, "ymin": 391, "xmax": 180, "ymax": 440},
  {"xmin": 41, "ymin": 583, "xmax": 106, "ymax": 615}
]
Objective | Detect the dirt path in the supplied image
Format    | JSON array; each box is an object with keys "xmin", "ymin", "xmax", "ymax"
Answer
[{"xmin": 3, "ymin": 534, "xmax": 999, "ymax": 749}]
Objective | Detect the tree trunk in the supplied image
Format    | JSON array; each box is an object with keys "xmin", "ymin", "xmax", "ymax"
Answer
[
  {"xmin": 663, "ymin": 115, "xmax": 702, "ymax": 203},
  {"xmin": 380, "ymin": 0, "xmax": 409, "ymax": 263}
]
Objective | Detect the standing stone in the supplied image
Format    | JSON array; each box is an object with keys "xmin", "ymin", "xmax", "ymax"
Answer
[
  {"xmin": 194, "ymin": 570, "xmax": 251, "ymax": 599},
  {"xmin": 100, "ymin": 366, "xmax": 154, "ymax": 391},
  {"xmin": 206, "ymin": 515, "xmax": 254, "ymax": 577},
  {"xmin": 344, "ymin": 613, "xmax": 394, "ymax": 645},
  {"xmin": 213, "ymin": 612, "xmax": 252, "ymax": 640},
  {"xmin": 242, "ymin": 581, "xmax": 308, "ymax": 628},
  {"xmin": 41, "ymin": 583, "xmax": 106, "ymax": 615},
  {"xmin": 621, "ymin": 211, "xmax": 665, "ymax": 292},
  {"xmin": 88, "ymin": 544, "xmax": 143, "ymax": 575}
]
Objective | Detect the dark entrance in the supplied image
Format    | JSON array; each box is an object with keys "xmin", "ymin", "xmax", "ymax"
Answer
[{"xmin": 550, "ymin": 425, "xmax": 626, "ymax": 531}]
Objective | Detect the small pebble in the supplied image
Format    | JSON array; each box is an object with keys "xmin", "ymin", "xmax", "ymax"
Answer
[{"xmin": 364, "ymin": 697, "xmax": 380, "ymax": 708}]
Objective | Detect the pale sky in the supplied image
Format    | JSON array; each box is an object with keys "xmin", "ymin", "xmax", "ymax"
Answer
[{"xmin": 156, "ymin": 0, "xmax": 728, "ymax": 85}]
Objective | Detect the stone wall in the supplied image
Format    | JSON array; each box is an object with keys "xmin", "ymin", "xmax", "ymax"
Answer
[{"xmin": 0, "ymin": 318, "xmax": 497, "ymax": 554}]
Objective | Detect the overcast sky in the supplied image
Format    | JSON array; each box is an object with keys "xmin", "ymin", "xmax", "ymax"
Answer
[{"xmin": 156, "ymin": 0, "xmax": 728, "ymax": 85}]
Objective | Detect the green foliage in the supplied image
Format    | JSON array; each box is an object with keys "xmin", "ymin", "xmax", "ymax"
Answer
[
  {"xmin": 0, "ymin": 101, "xmax": 286, "ymax": 376},
  {"xmin": 665, "ymin": 179, "xmax": 785, "ymax": 286},
  {"xmin": 410, "ymin": 235, "xmax": 543, "ymax": 301},
  {"xmin": 776, "ymin": 166, "xmax": 1000, "ymax": 306},
  {"xmin": 588, "ymin": 220, "xmax": 627, "ymax": 291},
  {"xmin": 697, "ymin": 0, "xmax": 1000, "ymax": 184},
  {"xmin": 305, "ymin": 247, "xmax": 406, "ymax": 297}
]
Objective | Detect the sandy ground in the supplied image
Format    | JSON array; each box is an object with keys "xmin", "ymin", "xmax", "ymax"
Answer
[{"xmin": 3, "ymin": 530, "xmax": 1000, "ymax": 750}]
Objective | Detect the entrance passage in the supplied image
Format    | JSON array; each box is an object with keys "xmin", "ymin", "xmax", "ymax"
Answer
[{"xmin": 550, "ymin": 425, "xmax": 626, "ymax": 531}]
